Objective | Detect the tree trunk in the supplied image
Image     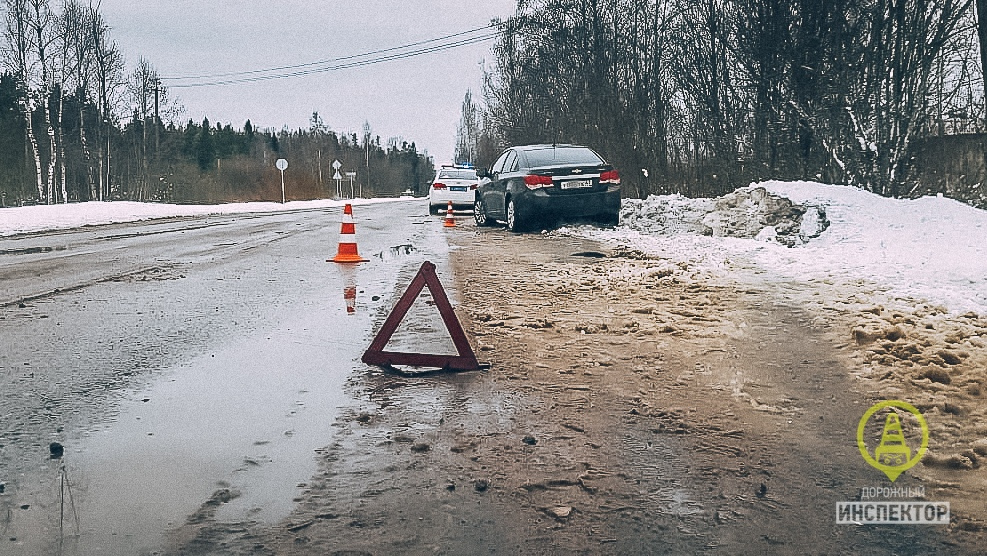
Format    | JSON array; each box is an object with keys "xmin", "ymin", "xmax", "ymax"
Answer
[
  {"xmin": 21, "ymin": 97, "xmax": 46, "ymax": 201},
  {"xmin": 57, "ymin": 83, "xmax": 67, "ymax": 202},
  {"xmin": 31, "ymin": 0, "xmax": 58, "ymax": 203},
  {"xmin": 79, "ymin": 88, "xmax": 94, "ymax": 200},
  {"xmin": 978, "ymin": 0, "xmax": 987, "ymax": 118},
  {"xmin": 7, "ymin": 0, "xmax": 46, "ymax": 201}
]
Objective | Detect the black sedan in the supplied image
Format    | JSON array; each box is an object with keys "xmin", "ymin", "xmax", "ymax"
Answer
[{"xmin": 473, "ymin": 144, "xmax": 621, "ymax": 232}]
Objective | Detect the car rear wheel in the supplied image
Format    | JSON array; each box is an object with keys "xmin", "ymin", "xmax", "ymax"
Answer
[
  {"xmin": 474, "ymin": 198, "xmax": 493, "ymax": 226},
  {"xmin": 506, "ymin": 198, "xmax": 526, "ymax": 232}
]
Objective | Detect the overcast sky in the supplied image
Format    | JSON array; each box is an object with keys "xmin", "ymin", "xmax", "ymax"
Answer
[{"xmin": 99, "ymin": 1, "xmax": 517, "ymax": 163}]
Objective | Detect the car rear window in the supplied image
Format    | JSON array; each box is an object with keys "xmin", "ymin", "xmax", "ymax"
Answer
[
  {"xmin": 437, "ymin": 169, "xmax": 477, "ymax": 180},
  {"xmin": 522, "ymin": 147, "xmax": 604, "ymax": 168}
]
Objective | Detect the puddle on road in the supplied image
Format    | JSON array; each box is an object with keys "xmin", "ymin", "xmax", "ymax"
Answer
[
  {"xmin": 48, "ymin": 255, "xmax": 461, "ymax": 555},
  {"xmin": 59, "ymin": 294, "xmax": 369, "ymax": 555},
  {"xmin": 3, "ymin": 212, "xmax": 460, "ymax": 555}
]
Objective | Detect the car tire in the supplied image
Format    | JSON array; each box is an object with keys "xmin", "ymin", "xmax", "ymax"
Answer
[
  {"xmin": 474, "ymin": 198, "xmax": 493, "ymax": 227},
  {"xmin": 506, "ymin": 198, "xmax": 526, "ymax": 233}
]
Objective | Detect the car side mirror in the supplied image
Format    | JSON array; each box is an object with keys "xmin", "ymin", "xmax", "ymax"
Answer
[{"xmin": 476, "ymin": 167, "xmax": 490, "ymax": 179}]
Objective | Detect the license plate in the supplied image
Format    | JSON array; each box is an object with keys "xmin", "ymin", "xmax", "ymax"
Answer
[
  {"xmin": 450, "ymin": 186, "xmax": 467, "ymax": 192},
  {"xmin": 561, "ymin": 180, "xmax": 593, "ymax": 189}
]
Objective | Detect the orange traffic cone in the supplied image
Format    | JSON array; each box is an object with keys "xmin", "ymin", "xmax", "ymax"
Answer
[
  {"xmin": 330, "ymin": 204, "xmax": 368, "ymax": 263},
  {"xmin": 443, "ymin": 200, "xmax": 456, "ymax": 228}
]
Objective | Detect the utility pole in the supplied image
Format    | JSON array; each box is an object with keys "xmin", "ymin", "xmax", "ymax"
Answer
[
  {"xmin": 363, "ymin": 122, "xmax": 371, "ymax": 196},
  {"xmin": 153, "ymin": 79, "xmax": 160, "ymax": 159}
]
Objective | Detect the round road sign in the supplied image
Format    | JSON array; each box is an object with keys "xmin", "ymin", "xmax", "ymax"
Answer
[{"xmin": 276, "ymin": 158, "xmax": 288, "ymax": 171}]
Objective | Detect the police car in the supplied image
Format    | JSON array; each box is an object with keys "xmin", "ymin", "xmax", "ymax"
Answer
[{"xmin": 428, "ymin": 164, "xmax": 480, "ymax": 214}]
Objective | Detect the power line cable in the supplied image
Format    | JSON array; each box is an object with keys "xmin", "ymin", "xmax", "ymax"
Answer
[
  {"xmin": 168, "ymin": 33, "xmax": 499, "ymax": 88},
  {"xmin": 162, "ymin": 24, "xmax": 497, "ymax": 80},
  {"xmin": 162, "ymin": 23, "xmax": 503, "ymax": 87}
]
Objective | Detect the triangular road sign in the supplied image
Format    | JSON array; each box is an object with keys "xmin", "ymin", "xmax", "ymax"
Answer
[{"xmin": 362, "ymin": 261, "xmax": 481, "ymax": 371}]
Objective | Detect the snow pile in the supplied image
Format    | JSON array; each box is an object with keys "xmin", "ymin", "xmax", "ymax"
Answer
[
  {"xmin": 759, "ymin": 181, "xmax": 987, "ymax": 313},
  {"xmin": 0, "ymin": 197, "xmax": 408, "ymax": 237},
  {"xmin": 570, "ymin": 181, "xmax": 987, "ymax": 315},
  {"xmin": 620, "ymin": 186, "xmax": 829, "ymax": 247}
]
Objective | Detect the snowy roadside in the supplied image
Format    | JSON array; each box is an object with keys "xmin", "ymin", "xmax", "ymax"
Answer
[
  {"xmin": 568, "ymin": 180, "xmax": 987, "ymax": 316},
  {"xmin": 564, "ymin": 181, "xmax": 987, "ymax": 506},
  {"xmin": 0, "ymin": 196, "xmax": 412, "ymax": 237}
]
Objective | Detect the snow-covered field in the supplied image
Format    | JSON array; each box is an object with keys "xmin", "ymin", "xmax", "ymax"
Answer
[
  {"xmin": 0, "ymin": 197, "xmax": 408, "ymax": 237},
  {"xmin": 571, "ymin": 181, "xmax": 987, "ymax": 315}
]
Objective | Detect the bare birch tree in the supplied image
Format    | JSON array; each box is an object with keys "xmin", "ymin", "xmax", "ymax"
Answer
[
  {"xmin": 88, "ymin": 3, "xmax": 123, "ymax": 201},
  {"xmin": 26, "ymin": 0, "xmax": 58, "ymax": 202},
  {"xmin": 61, "ymin": 0, "xmax": 95, "ymax": 198},
  {"xmin": 454, "ymin": 89, "xmax": 479, "ymax": 165},
  {"xmin": 2, "ymin": 0, "xmax": 44, "ymax": 200},
  {"xmin": 128, "ymin": 57, "xmax": 159, "ymax": 200}
]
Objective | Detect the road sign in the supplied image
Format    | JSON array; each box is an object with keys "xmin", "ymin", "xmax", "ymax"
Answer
[
  {"xmin": 344, "ymin": 172, "xmax": 357, "ymax": 178},
  {"xmin": 333, "ymin": 171, "xmax": 343, "ymax": 180},
  {"xmin": 332, "ymin": 159, "xmax": 342, "ymax": 170},
  {"xmin": 276, "ymin": 159, "xmax": 288, "ymax": 203}
]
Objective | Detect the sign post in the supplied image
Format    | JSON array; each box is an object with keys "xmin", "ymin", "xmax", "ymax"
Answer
[
  {"xmin": 333, "ymin": 170, "xmax": 343, "ymax": 198},
  {"xmin": 345, "ymin": 171, "xmax": 357, "ymax": 199},
  {"xmin": 276, "ymin": 158, "xmax": 288, "ymax": 204},
  {"xmin": 332, "ymin": 159, "xmax": 342, "ymax": 198}
]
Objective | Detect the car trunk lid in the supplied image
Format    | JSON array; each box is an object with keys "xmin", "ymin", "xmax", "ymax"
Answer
[{"xmin": 527, "ymin": 164, "xmax": 613, "ymax": 194}]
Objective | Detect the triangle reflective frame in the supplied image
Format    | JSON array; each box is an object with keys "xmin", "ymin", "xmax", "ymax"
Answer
[{"xmin": 361, "ymin": 261, "xmax": 480, "ymax": 371}]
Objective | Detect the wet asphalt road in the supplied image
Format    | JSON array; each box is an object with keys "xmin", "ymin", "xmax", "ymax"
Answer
[{"xmin": 0, "ymin": 199, "xmax": 455, "ymax": 555}]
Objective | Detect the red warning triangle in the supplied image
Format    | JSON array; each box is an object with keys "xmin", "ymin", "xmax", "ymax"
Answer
[{"xmin": 362, "ymin": 261, "xmax": 481, "ymax": 371}]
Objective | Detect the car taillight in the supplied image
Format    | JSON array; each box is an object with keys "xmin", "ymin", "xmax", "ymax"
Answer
[
  {"xmin": 470, "ymin": 183, "xmax": 478, "ymax": 190},
  {"xmin": 600, "ymin": 170, "xmax": 620, "ymax": 184},
  {"xmin": 523, "ymin": 174, "xmax": 553, "ymax": 189},
  {"xmin": 432, "ymin": 182, "xmax": 447, "ymax": 189}
]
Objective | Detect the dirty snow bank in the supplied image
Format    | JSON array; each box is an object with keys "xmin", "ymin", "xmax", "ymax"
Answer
[
  {"xmin": 569, "ymin": 181, "xmax": 987, "ymax": 314},
  {"xmin": 619, "ymin": 185, "xmax": 829, "ymax": 246},
  {"xmin": 0, "ymin": 197, "xmax": 409, "ymax": 237}
]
